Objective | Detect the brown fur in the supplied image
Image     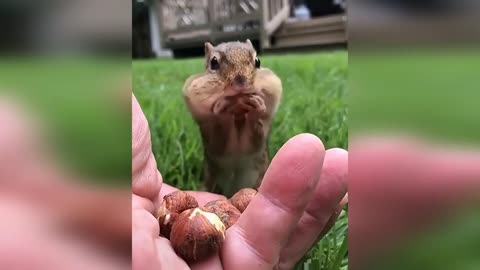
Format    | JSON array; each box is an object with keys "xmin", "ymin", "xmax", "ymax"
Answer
[{"xmin": 183, "ymin": 40, "xmax": 282, "ymax": 197}]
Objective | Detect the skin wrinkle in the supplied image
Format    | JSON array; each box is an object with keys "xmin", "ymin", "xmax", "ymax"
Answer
[
  {"xmin": 276, "ymin": 149, "xmax": 348, "ymax": 269},
  {"xmin": 307, "ymin": 175, "xmax": 343, "ymax": 214},
  {"xmin": 230, "ymin": 224, "xmax": 277, "ymax": 268},
  {"xmin": 236, "ymin": 191, "xmax": 303, "ymax": 263},
  {"xmin": 132, "ymin": 96, "xmax": 151, "ymax": 171},
  {"xmin": 132, "ymin": 115, "xmax": 149, "ymax": 151},
  {"xmin": 132, "ymin": 126, "xmax": 151, "ymax": 175},
  {"xmin": 261, "ymin": 160, "xmax": 322, "ymax": 207},
  {"xmin": 132, "ymin": 97, "xmax": 151, "ymax": 170},
  {"xmin": 133, "ymin": 152, "xmax": 161, "ymax": 200},
  {"xmin": 190, "ymin": 256, "xmax": 223, "ymax": 270},
  {"xmin": 308, "ymin": 149, "xmax": 347, "ymax": 212},
  {"xmin": 276, "ymin": 207, "xmax": 343, "ymax": 270},
  {"xmin": 133, "ymin": 228, "xmax": 157, "ymax": 268},
  {"xmin": 301, "ymin": 207, "xmax": 331, "ymax": 229},
  {"xmin": 154, "ymin": 238, "xmax": 190, "ymax": 270},
  {"xmin": 320, "ymin": 195, "xmax": 348, "ymax": 237},
  {"xmin": 257, "ymin": 191, "xmax": 303, "ymax": 221},
  {"xmin": 133, "ymin": 209, "xmax": 159, "ymax": 237},
  {"xmin": 132, "ymin": 194, "xmax": 154, "ymax": 213},
  {"xmin": 275, "ymin": 217, "xmax": 322, "ymax": 270},
  {"xmin": 132, "ymin": 95, "xmax": 162, "ymax": 200}
]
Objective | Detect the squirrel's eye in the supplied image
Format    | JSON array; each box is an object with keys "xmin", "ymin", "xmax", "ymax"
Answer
[
  {"xmin": 210, "ymin": 57, "xmax": 220, "ymax": 70},
  {"xmin": 255, "ymin": 57, "xmax": 261, "ymax": 68}
]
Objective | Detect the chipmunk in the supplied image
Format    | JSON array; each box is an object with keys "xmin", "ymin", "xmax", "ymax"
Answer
[{"xmin": 182, "ymin": 40, "xmax": 282, "ymax": 197}]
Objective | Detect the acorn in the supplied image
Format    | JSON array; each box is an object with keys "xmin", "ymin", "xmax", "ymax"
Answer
[
  {"xmin": 203, "ymin": 199, "xmax": 241, "ymax": 229},
  {"xmin": 170, "ymin": 208, "xmax": 226, "ymax": 262},
  {"xmin": 156, "ymin": 191, "xmax": 198, "ymax": 238},
  {"xmin": 229, "ymin": 188, "xmax": 257, "ymax": 213}
]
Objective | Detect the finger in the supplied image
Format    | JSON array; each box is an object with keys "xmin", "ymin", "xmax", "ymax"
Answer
[
  {"xmin": 133, "ymin": 194, "xmax": 155, "ymax": 213},
  {"xmin": 318, "ymin": 193, "xmax": 348, "ymax": 239},
  {"xmin": 276, "ymin": 148, "xmax": 348, "ymax": 269},
  {"xmin": 132, "ymin": 208, "xmax": 189, "ymax": 270},
  {"xmin": 190, "ymin": 254, "xmax": 223, "ymax": 270},
  {"xmin": 132, "ymin": 94, "xmax": 162, "ymax": 200},
  {"xmin": 350, "ymin": 137, "xmax": 480, "ymax": 261},
  {"xmin": 0, "ymin": 198, "xmax": 130, "ymax": 270},
  {"xmin": 132, "ymin": 208, "xmax": 160, "ymax": 270},
  {"xmin": 222, "ymin": 134, "xmax": 325, "ymax": 270},
  {"xmin": 133, "ymin": 209, "xmax": 159, "ymax": 240},
  {"xmin": 153, "ymin": 238, "xmax": 190, "ymax": 270}
]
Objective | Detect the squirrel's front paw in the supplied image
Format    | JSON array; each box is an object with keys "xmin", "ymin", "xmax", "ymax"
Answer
[
  {"xmin": 245, "ymin": 94, "xmax": 266, "ymax": 114},
  {"xmin": 212, "ymin": 98, "xmax": 231, "ymax": 114}
]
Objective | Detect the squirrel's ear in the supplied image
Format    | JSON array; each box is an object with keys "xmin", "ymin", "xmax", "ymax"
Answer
[
  {"xmin": 246, "ymin": 39, "xmax": 253, "ymax": 48},
  {"xmin": 204, "ymin": 42, "xmax": 214, "ymax": 56}
]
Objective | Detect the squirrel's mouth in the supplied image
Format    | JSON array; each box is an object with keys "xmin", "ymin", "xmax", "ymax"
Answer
[
  {"xmin": 223, "ymin": 85, "xmax": 255, "ymax": 97},
  {"xmin": 231, "ymin": 84, "xmax": 249, "ymax": 92}
]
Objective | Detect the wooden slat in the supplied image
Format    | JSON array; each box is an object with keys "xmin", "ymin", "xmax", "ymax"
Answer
[
  {"xmin": 213, "ymin": 28, "xmax": 260, "ymax": 41},
  {"xmin": 259, "ymin": 0, "xmax": 270, "ymax": 49},
  {"xmin": 166, "ymin": 29, "xmax": 211, "ymax": 41},
  {"xmin": 273, "ymin": 30, "xmax": 346, "ymax": 48},
  {"xmin": 213, "ymin": 12, "xmax": 260, "ymax": 25},
  {"xmin": 265, "ymin": 5, "xmax": 289, "ymax": 36},
  {"xmin": 164, "ymin": 23, "xmax": 210, "ymax": 36},
  {"xmin": 281, "ymin": 15, "xmax": 346, "ymax": 32},
  {"xmin": 269, "ymin": 0, "xmax": 274, "ymax": 21},
  {"xmin": 207, "ymin": 0, "xmax": 215, "ymax": 25},
  {"xmin": 275, "ymin": 23, "xmax": 345, "ymax": 38}
]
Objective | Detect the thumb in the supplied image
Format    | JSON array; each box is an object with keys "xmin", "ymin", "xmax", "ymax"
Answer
[
  {"xmin": 132, "ymin": 93, "xmax": 162, "ymax": 200},
  {"xmin": 222, "ymin": 134, "xmax": 325, "ymax": 270}
]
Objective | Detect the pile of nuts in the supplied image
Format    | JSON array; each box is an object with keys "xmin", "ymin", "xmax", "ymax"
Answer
[{"xmin": 156, "ymin": 188, "xmax": 257, "ymax": 262}]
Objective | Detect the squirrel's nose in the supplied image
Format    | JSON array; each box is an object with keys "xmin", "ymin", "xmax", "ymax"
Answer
[{"xmin": 233, "ymin": 75, "xmax": 247, "ymax": 91}]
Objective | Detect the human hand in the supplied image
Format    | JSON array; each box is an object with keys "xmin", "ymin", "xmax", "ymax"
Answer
[
  {"xmin": 0, "ymin": 96, "xmax": 131, "ymax": 270},
  {"xmin": 132, "ymin": 94, "xmax": 348, "ymax": 270},
  {"xmin": 350, "ymin": 136, "xmax": 480, "ymax": 266}
]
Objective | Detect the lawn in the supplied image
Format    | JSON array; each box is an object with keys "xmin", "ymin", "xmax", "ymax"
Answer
[{"xmin": 133, "ymin": 50, "xmax": 348, "ymax": 270}]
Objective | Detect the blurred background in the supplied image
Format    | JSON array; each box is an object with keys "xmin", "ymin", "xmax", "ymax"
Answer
[
  {"xmin": 3, "ymin": 1, "xmax": 479, "ymax": 270},
  {"xmin": 349, "ymin": 1, "xmax": 480, "ymax": 270},
  {"xmin": 133, "ymin": 0, "xmax": 346, "ymax": 58},
  {"xmin": 0, "ymin": 1, "xmax": 131, "ymax": 269},
  {"xmin": 132, "ymin": 1, "xmax": 348, "ymax": 269}
]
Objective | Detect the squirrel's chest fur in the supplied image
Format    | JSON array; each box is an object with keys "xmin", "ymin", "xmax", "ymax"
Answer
[
  {"xmin": 199, "ymin": 113, "xmax": 270, "ymax": 196},
  {"xmin": 203, "ymin": 113, "xmax": 265, "ymax": 155}
]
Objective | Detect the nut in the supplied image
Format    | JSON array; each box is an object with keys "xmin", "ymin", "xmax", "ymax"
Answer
[
  {"xmin": 170, "ymin": 208, "xmax": 226, "ymax": 262},
  {"xmin": 203, "ymin": 199, "xmax": 241, "ymax": 229},
  {"xmin": 229, "ymin": 188, "xmax": 257, "ymax": 213},
  {"xmin": 157, "ymin": 191, "xmax": 198, "ymax": 238}
]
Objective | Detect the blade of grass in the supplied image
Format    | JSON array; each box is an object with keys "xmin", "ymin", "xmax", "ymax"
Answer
[{"xmin": 329, "ymin": 234, "xmax": 348, "ymax": 270}]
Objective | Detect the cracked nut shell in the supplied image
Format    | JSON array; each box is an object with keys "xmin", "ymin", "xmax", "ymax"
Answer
[
  {"xmin": 203, "ymin": 199, "xmax": 241, "ymax": 229},
  {"xmin": 170, "ymin": 208, "xmax": 226, "ymax": 262},
  {"xmin": 229, "ymin": 188, "xmax": 257, "ymax": 213},
  {"xmin": 157, "ymin": 191, "xmax": 198, "ymax": 238}
]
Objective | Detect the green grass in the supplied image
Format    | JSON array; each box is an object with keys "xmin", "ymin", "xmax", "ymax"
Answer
[
  {"xmin": 0, "ymin": 58, "xmax": 131, "ymax": 184},
  {"xmin": 350, "ymin": 49, "xmax": 480, "ymax": 144},
  {"xmin": 133, "ymin": 50, "xmax": 348, "ymax": 270}
]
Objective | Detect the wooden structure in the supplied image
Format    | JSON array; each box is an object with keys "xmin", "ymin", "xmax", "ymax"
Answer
[
  {"xmin": 272, "ymin": 14, "xmax": 346, "ymax": 49},
  {"xmin": 150, "ymin": 0, "xmax": 346, "ymax": 55},
  {"xmin": 154, "ymin": 0, "xmax": 289, "ymax": 51}
]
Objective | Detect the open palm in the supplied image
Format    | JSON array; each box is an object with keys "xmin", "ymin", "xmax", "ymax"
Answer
[{"xmin": 132, "ymin": 94, "xmax": 348, "ymax": 270}]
